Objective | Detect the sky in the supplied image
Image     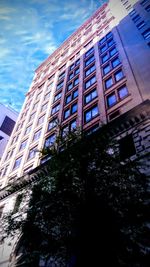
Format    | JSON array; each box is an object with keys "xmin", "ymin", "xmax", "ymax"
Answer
[{"xmin": 0, "ymin": 0, "xmax": 107, "ymax": 112}]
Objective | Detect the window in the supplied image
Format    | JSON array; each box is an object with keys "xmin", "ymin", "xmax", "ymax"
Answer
[
  {"xmin": 33, "ymin": 129, "xmax": 41, "ymax": 141},
  {"xmin": 28, "ymin": 147, "xmax": 37, "ymax": 160},
  {"xmin": 107, "ymin": 38, "xmax": 114, "ymax": 47},
  {"xmin": 140, "ymin": 0, "xmax": 149, "ymax": 6},
  {"xmin": 111, "ymin": 57, "xmax": 120, "ymax": 68},
  {"xmin": 84, "ymin": 105, "xmax": 99, "ymax": 123},
  {"xmin": 66, "ymin": 94, "xmax": 72, "ymax": 104},
  {"xmin": 75, "ymin": 67, "xmax": 80, "ymax": 75},
  {"xmin": 51, "ymin": 103, "xmax": 60, "ymax": 114},
  {"xmin": 73, "ymin": 89, "xmax": 78, "ymax": 99},
  {"xmin": 107, "ymin": 93, "xmax": 117, "ymax": 107},
  {"xmin": 142, "ymin": 28, "xmax": 150, "ymax": 39},
  {"xmin": 62, "ymin": 119, "xmax": 77, "ymax": 138},
  {"xmin": 70, "ymin": 64, "xmax": 75, "ymax": 70},
  {"xmin": 137, "ymin": 21, "xmax": 145, "ymax": 29},
  {"xmin": 37, "ymin": 115, "xmax": 45, "ymax": 125},
  {"xmin": 102, "ymin": 53, "xmax": 109, "ymax": 63},
  {"xmin": 85, "ymin": 89, "xmax": 97, "ymax": 104},
  {"xmin": 69, "ymin": 72, "xmax": 74, "ymax": 80},
  {"xmin": 44, "ymin": 92, "xmax": 51, "ymax": 100},
  {"xmin": 41, "ymin": 102, "xmax": 48, "ymax": 112},
  {"xmin": 103, "ymin": 64, "xmax": 111, "ymax": 75},
  {"xmin": 19, "ymin": 140, "xmax": 27, "ymax": 151},
  {"xmin": 48, "ymin": 118, "xmax": 57, "ymax": 131},
  {"xmin": 71, "ymin": 103, "xmax": 77, "ymax": 114},
  {"xmin": 54, "ymin": 92, "xmax": 62, "ymax": 102},
  {"xmin": 33, "ymin": 102, "xmax": 39, "ymax": 110},
  {"xmin": 114, "ymin": 69, "xmax": 124, "ymax": 82},
  {"xmin": 64, "ymin": 108, "xmax": 70, "ymax": 119},
  {"xmin": 119, "ymin": 134, "xmax": 136, "ymax": 160},
  {"xmin": 74, "ymin": 77, "xmax": 79, "ymax": 86},
  {"xmin": 75, "ymin": 58, "xmax": 80, "ymax": 66},
  {"xmin": 45, "ymin": 134, "xmax": 56, "ymax": 147},
  {"xmin": 105, "ymin": 77, "xmax": 113, "ymax": 89},
  {"xmin": 70, "ymin": 120, "xmax": 77, "ymax": 130},
  {"xmin": 85, "ymin": 47, "xmax": 94, "ymax": 57},
  {"xmin": 56, "ymin": 81, "xmax": 63, "ymax": 90},
  {"xmin": 0, "ymin": 116, "xmax": 15, "ymax": 136},
  {"xmin": 58, "ymin": 71, "xmax": 65, "ymax": 81},
  {"xmin": 85, "ymin": 55, "xmax": 95, "ymax": 67},
  {"xmin": 25, "ymin": 125, "xmax": 32, "ymax": 134},
  {"xmin": 129, "ymin": 9, "xmax": 136, "ymax": 16},
  {"xmin": 29, "ymin": 112, "xmax": 35, "ymax": 121},
  {"xmin": 118, "ymin": 85, "xmax": 128, "ymax": 99},
  {"xmin": 85, "ymin": 65, "xmax": 96, "ymax": 77},
  {"xmin": 85, "ymin": 76, "xmax": 96, "ymax": 89},
  {"xmin": 100, "ymin": 44, "xmax": 107, "ymax": 53},
  {"xmin": 99, "ymin": 36, "xmax": 106, "ymax": 45},
  {"xmin": 109, "ymin": 47, "xmax": 117, "ymax": 57},
  {"xmin": 68, "ymin": 83, "xmax": 73, "ymax": 91},
  {"xmin": 132, "ymin": 14, "xmax": 141, "ymax": 23},
  {"xmin": 13, "ymin": 156, "xmax": 22, "ymax": 169},
  {"xmin": 106, "ymin": 32, "xmax": 113, "ymax": 39},
  {"xmin": 145, "ymin": 4, "xmax": 150, "ymax": 11}
]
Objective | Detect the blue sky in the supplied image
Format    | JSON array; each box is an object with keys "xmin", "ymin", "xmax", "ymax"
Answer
[{"xmin": 0, "ymin": 0, "xmax": 107, "ymax": 112}]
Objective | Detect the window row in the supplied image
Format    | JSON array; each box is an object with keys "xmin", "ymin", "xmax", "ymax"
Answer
[
  {"xmin": 104, "ymin": 69, "xmax": 124, "ymax": 90},
  {"xmin": 101, "ymin": 46, "xmax": 118, "ymax": 64},
  {"xmin": 102, "ymin": 56, "xmax": 121, "ymax": 75},
  {"xmin": 64, "ymin": 102, "xmax": 78, "ymax": 119},
  {"xmin": 106, "ymin": 85, "xmax": 129, "ymax": 108}
]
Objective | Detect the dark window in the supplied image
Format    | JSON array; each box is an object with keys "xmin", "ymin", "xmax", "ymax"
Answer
[
  {"xmin": 0, "ymin": 116, "xmax": 15, "ymax": 136},
  {"xmin": 85, "ymin": 76, "xmax": 96, "ymax": 89},
  {"xmin": 109, "ymin": 47, "xmax": 117, "ymax": 57},
  {"xmin": 105, "ymin": 77, "xmax": 113, "ymax": 89},
  {"xmin": 51, "ymin": 103, "xmax": 60, "ymax": 114},
  {"xmin": 56, "ymin": 81, "xmax": 63, "ymax": 90},
  {"xmin": 69, "ymin": 73, "xmax": 74, "ymax": 80},
  {"xmin": 45, "ymin": 134, "xmax": 56, "ymax": 147},
  {"xmin": 129, "ymin": 9, "xmax": 136, "ymax": 16},
  {"xmin": 99, "ymin": 36, "xmax": 106, "ymax": 45},
  {"xmin": 132, "ymin": 14, "xmax": 141, "ymax": 23},
  {"xmin": 54, "ymin": 92, "xmax": 62, "ymax": 102},
  {"xmin": 102, "ymin": 53, "xmax": 109, "ymax": 63},
  {"xmin": 66, "ymin": 94, "xmax": 72, "ymax": 104},
  {"xmin": 112, "ymin": 57, "xmax": 120, "ymax": 68},
  {"xmin": 68, "ymin": 83, "xmax": 73, "ymax": 91},
  {"xmin": 75, "ymin": 67, "xmax": 80, "ymax": 75},
  {"xmin": 107, "ymin": 93, "xmax": 117, "ymax": 107},
  {"xmin": 118, "ymin": 85, "xmax": 129, "ymax": 99},
  {"xmin": 85, "ymin": 47, "xmax": 94, "ymax": 57},
  {"xmin": 58, "ymin": 71, "xmax": 65, "ymax": 81},
  {"xmin": 142, "ymin": 28, "xmax": 150, "ymax": 39},
  {"xmin": 145, "ymin": 4, "xmax": 150, "ymax": 11},
  {"xmin": 140, "ymin": 0, "xmax": 148, "ymax": 6},
  {"xmin": 106, "ymin": 32, "xmax": 113, "ymax": 39},
  {"xmin": 100, "ymin": 44, "xmax": 107, "ymax": 53},
  {"xmin": 64, "ymin": 109, "xmax": 70, "ymax": 119},
  {"xmin": 85, "ymin": 64, "xmax": 96, "ymax": 77},
  {"xmin": 107, "ymin": 38, "xmax": 114, "ymax": 47},
  {"xmin": 119, "ymin": 134, "xmax": 136, "ymax": 160},
  {"xmin": 103, "ymin": 64, "xmax": 111, "ymax": 75},
  {"xmin": 71, "ymin": 103, "xmax": 77, "ymax": 114},
  {"xmin": 70, "ymin": 64, "xmax": 75, "ymax": 70},
  {"xmin": 114, "ymin": 69, "xmax": 124, "ymax": 82},
  {"xmin": 84, "ymin": 105, "xmax": 99, "ymax": 123},
  {"xmin": 109, "ymin": 110, "xmax": 120, "ymax": 120},
  {"xmin": 48, "ymin": 118, "xmax": 57, "ymax": 131},
  {"xmin": 137, "ymin": 21, "xmax": 145, "ymax": 29},
  {"xmin": 73, "ymin": 89, "xmax": 78, "ymax": 99},
  {"xmin": 85, "ymin": 89, "xmax": 97, "ymax": 104},
  {"xmin": 74, "ymin": 77, "xmax": 79, "ymax": 86},
  {"xmin": 85, "ymin": 55, "xmax": 95, "ymax": 67}
]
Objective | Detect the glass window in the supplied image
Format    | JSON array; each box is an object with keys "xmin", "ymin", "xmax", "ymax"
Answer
[
  {"xmin": 74, "ymin": 77, "xmax": 79, "ymax": 86},
  {"xmin": 99, "ymin": 36, "xmax": 106, "ymax": 45},
  {"xmin": 85, "ymin": 65, "xmax": 96, "ymax": 77},
  {"xmin": 44, "ymin": 92, "xmax": 51, "ymax": 100},
  {"xmin": 75, "ymin": 67, "xmax": 80, "ymax": 75},
  {"xmin": 118, "ymin": 85, "xmax": 128, "ymax": 99},
  {"xmin": 30, "ymin": 112, "xmax": 35, "ymax": 121},
  {"xmin": 145, "ymin": 4, "xmax": 150, "ymax": 11},
  {"xmin": 85, "ymin": 55, "xmax": 95, "ymax": 67},
  {"xmin": 105, "ymin": 77, "xmax": 113, "ymax": 89},
  {"xmin": 71, "ymin": 103, "xmax": 77, "ymax": 114},
  {"xmin": 140, "ymin": 0, "xmax": 148, "ymax": 5},
  {"xmin": 70, "ymin": 64, "xmax": 75, "ymax": 70},
  {"xmin": 66, "ymin": 94, "xmax": 72, "ymax": 104},
  {"xmin": 107, "ymin": 93, "xmax": 117, "ymax": 107},
  {"xmin": 33, "ymin": 130, "xmax": 41, "ymax": 141},
  {"xmin": 70, "ymin": 120, "xmax": 76, "ymax": 130},
  {"xmin": 51, "ymin": 103, "xmax": 60, "ymax": 114},
  {"xmin": 103, "ymin": 64, "xmax": 111, "ymax": 75},
  {"xmin": 58, "ymin": 71, "xmax": 65, "ymax": 80},
  {"xmin": 129, "ymin": 9, "xmax": 136, "ymax": 16},
  {"xmin": 107, "ymin": 38, "xmax": 114, "ymax": 47},
  {"xmin": 111, "ymin": 57, "xmax": 120, "ymax": 68},
  {"xmin": 106, "ymin": 32, "xmax": 113, "ymax": 39},
  {"xmin": 73, "ymin": 89, "xmax": 78, "ymax": 99},
  {"xmin": 75, "ymin": 59, "xmax": 80, "ymax": 66},
  {"xmin": 69, "ymin": 73, "xmax": 74, "ymax": 80},
  {"xmin": 38, "ymin": 115, "xmax": 45, "ymax": 125},
  {"xmin": 85, "ymin": 47, "xmax": 94, "ymax": 57},
  {"xmin": 132, "ymin": 14, "xmax": 140, "ymax": 23},
  {"xmin": 48, "ymin": 118, "xmax": 57, "ymax": 131},
  {"xmin": 85, "ymin": 89, "xmax": 97, "ymax": 104},
  {"xmin": 45, "ymin": 134, "xmax": 56, "ymax": 147},
  {"xmin": 137, "ymin": 21, "xmax": 145, "ymax": 29},
  {"xmin": 142, "ymin": 28, "xmax": 150, "ymax": 39},
  {"xmin": 19, "ymin": 140, "xmax": 27, "ymax": 150},
  {"xmin": 56, "ymin": 81, "xmax": 63, "ymax": 90},
  {"xmin": 102, "ymin": 53, "xmax": 109, "ymax": 63},
  {"xmin": 13, "ymin": 156, "xmax": 22, "ymax": 169},
  {"xmin": 85, "ymin": 76, "xmax": 96, "ymax": 89},
  {"xmin": 84, "ymin": 105, "xmax": 99, "ymax": 123},
  {"xmin": 54, "ymin": 92, "xmax": 61, "ymax": 102},
  {"xmin": 28, "ymin": 147, "xmax": 37, "ymax": 160},
  {"xmin": 100, "ymin": 44, "xmax": 107, "ymax": 53},
  {"xmin": 64, "ymin": 109, "xmax": 70, "ymax": 119},
  {"xmin": 41, "ymin": 102, "xmax": 48, "ymax": 112},
  {"xmin": 114, "ymin": 69, "xmax": 124, "ymax": 82},
  {"xmin": 68, "ymin": 83, "xmax": 73, "ymax": 90},
  {"xmin": 25, "ymin": 125, "xmax": 32, "ymax": 134},
  {"xmin": 109, "ymin": 47, "xmax": 117, "ymax": 57}
]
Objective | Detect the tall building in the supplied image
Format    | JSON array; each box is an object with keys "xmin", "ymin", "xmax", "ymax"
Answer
[
  {"xmin": 0, "ymin": 0, "xmax": 150, "ymax": 265},
  {"xmin": 0, "ymin": 103, "xmax": 18, "ymax": 160},
  {"xmin": 0, "ymin": 0, "xmax": 150, "ymax": 189}
]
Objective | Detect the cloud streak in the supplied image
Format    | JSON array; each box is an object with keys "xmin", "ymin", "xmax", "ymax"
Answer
[{"xmin": 0, "ymin": 0, "xmax": 107, "ymax": 111}]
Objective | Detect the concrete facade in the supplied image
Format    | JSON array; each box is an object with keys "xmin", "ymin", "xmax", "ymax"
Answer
[{"xmin": 0, "ymin": 0, "xmax": 150, "ymax": 265}]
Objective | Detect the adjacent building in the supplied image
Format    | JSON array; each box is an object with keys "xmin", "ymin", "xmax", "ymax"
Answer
[
  {"xmin": 0, "ymin": 0, "xmax": 150, "ymax": 264},
  {"xmin": 0, "ymin": 103, "xmax": 18, "ymax": 161}
]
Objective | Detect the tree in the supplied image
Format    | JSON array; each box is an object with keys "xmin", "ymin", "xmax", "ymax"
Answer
[{"xmin": 2, "ymin": 126, "xmax": 149, "ymax": 267}]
